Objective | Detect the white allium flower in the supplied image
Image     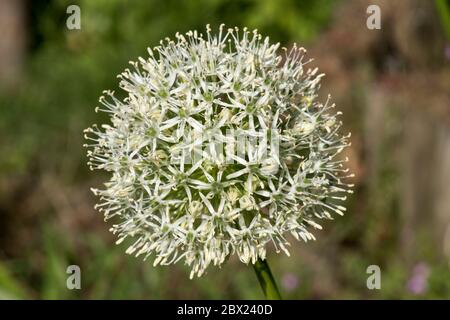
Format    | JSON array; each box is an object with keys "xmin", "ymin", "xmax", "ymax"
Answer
[{"xmin": 84, "ymin": 25, "xmax": 353, "ymax": 278}]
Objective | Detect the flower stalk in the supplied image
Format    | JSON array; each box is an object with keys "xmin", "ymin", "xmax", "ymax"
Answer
[{"xmin": 253, "ymin": 258, "xmax": 282, "ymax": 300}]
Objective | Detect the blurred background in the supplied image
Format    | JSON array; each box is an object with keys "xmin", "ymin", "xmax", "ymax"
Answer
[{"xmin": 1, "ymin": 0, "xmax": 450, "ymax": 299}]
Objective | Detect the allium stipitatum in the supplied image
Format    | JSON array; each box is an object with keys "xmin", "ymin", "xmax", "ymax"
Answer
[{"xmin": 84, "ymin": 25, "xmax": 353, "ymax": 278}]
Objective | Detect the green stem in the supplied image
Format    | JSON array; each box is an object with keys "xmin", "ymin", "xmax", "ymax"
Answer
[{"xmin": 252, "ymin": 258, "xmax": 282, "ymax": 300}]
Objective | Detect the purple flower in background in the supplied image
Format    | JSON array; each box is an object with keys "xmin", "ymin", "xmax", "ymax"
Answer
[
  {"xmin": 406, "ymin": 262, "xmax": 430, "ymax": 295},
  {"xmin": 445, "ymin": 44, "xmax": 450, "ymax": 61},
  {"xmin": 281, "ymin": 273, "xmax": 299, "ymax": 292}
]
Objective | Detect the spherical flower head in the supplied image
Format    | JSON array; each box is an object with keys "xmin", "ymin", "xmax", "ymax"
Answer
[{"xmin": 84, "ymin": 25, "xmax": 353, "ymax": 278}]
